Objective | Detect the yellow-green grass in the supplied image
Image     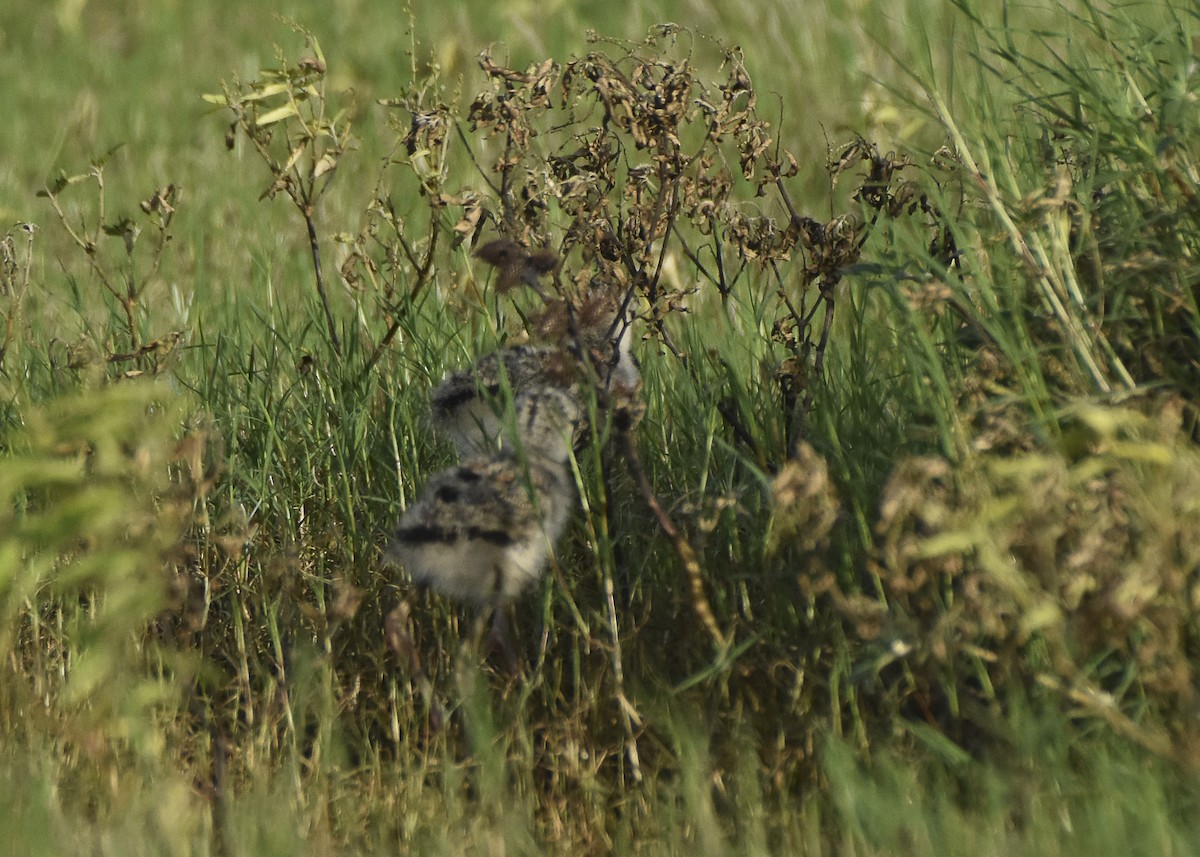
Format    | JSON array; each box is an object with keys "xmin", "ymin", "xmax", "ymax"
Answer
[{"xmin": 2, "ymin": 0, "xmax": 1199, "ymax": 853}]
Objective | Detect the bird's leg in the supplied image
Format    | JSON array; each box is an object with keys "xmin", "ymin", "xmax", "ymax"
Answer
[
  {"xmin": 488, "ymin": 606, "xmax": 522, "ymax": 677},
  {"xmin": 485, "ymin": 563, "xmax": 522, "ymax": 676}
]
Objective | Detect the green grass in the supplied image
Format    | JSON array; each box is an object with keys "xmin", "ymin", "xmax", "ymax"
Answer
[{"xmin": 2, "ymin": 0, "xmax": 1200, "ymax": 853}]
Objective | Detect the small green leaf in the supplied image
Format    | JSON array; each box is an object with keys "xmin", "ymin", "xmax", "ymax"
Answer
[
  {"xmin": 1018, "ymin": 600, "xmax": 1062, "ymax": 638},
  {"xmin": 1107, "ymin": 440, "xmax": 1173, "ymax": 466},
  {"xmin": 903, "ymin": 720, "xmax": 975, "ymax": 768},
  {"xmin": 91, "ymin": 142, "xmax": 125, "ymax": 170},
  {"xmin": 309, "ymin": 34, "xmax": 326, "ymax": 67},
  {"xmin": 39, "ymin": 174, "xmax": 69, "ymax": 196},
  {"xmin": 916, "ymin": 529, "xmax": 976, "ymax": 558},
  {"xmin": 241, "ymin": 82, "xmax": 294, "ymax": 102},
  {"xmin": 257, "ymin": 102, "xmax": 299, "ymax": 126},
  {"xmin": 39, "ymin": 170, "xmax": 91, "ymax": 196}
]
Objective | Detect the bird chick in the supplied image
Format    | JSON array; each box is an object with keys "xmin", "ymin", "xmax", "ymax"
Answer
[
  {"xmin": 387, "ymin": 387, "xmax": 580, "ymax": 603},
  {"xmin": 430, "ymin": 345, "xmax": 578, "ymax": 458},
  {"xmin": 430, "ymin": 302, "xmax": 640, "ymax": 458}
]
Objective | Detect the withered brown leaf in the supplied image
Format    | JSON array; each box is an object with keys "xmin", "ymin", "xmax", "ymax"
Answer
[{"xmin": 474, "ymin": 238, "xmax": 559, "ymax": 294}]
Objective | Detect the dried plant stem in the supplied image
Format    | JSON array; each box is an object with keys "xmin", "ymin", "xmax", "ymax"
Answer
[
  {"xmin": 42, "ymin": 188, "xmax": 139, "ymax": 348},
  {"xmin": 604, "ymin": 566, "xmax": 644, "ymax": 784},
  {"xmin": 619, "ymin": 428, "xmax": 727, "ymax": 650},
  {"xmin": 0, "ymin": 226, "xmax": 34, "ymax": 372},
  {"xmin": 1036, "ymin": 672, "xmax": 1172, "ymax": 758},
  {"xmin": 360, "ymin": 217, "xmax": 440, "ymax": 381},
  {"xmin": 454, "ymin": 121, "xmax": 503, "ymax": 197},
  {"xmin": 591, "ymin": 451, "xmax": 643, "ymax": 784},
  {"xmin": 303, "ymin": 205, "xmax": 341, "ymax": 355},
  {"xmin": 220, "ymin": 55, "xmax": 350, "ymax": 358},
  {"xmin": 384, "ymin": 601, "xmax": 444, "ymax": 732}
]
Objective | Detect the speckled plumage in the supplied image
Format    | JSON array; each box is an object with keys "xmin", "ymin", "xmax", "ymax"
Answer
[
  {"xmin": 430, "ymin": 345, "xmax": 577, "ymax": 458},
  {"xmin": 430, "ymin": 315, "xmax": 640, "ymax": 458},
  {"xmin": 387, "ymin": 387, "xmax": 580, "ymax": 602}
]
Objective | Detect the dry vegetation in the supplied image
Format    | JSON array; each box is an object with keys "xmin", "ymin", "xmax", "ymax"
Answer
[{"xmin": 1, "ymin": 1, "xmax": 1199, "ymax": 853}]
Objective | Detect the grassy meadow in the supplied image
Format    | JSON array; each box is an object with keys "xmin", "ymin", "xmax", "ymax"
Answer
[{"xmin": 2, "ymin": 0, "xmax": 1200, "ymax": 853}]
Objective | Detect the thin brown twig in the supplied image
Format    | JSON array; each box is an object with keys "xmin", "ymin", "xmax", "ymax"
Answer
[
  {"xmin": 668, "ymin": 221, "xmax": 718, "ymax": 288},
  {"xmin": 303, "ymin": 205, "xmax": 341, "ymax": 355},
  {"xmin": 619, "ymin": 428, "xmax": 727, "ymax": 650},
  {"xmin": 646, "ymin": 165, "xmax": 681, "ymax": 296},
  {"xmin": 454, "ymin": 121, "xmax": 503, "ymax": 197},
  {"xmin": 359, "ymin": 211, "xmax": 440, "ymax": 381}
]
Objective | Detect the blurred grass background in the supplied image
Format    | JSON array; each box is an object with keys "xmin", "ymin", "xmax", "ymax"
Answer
[{"xmin": 2, "ymin": 0, "xmax": 1200, "ymax": 854}]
